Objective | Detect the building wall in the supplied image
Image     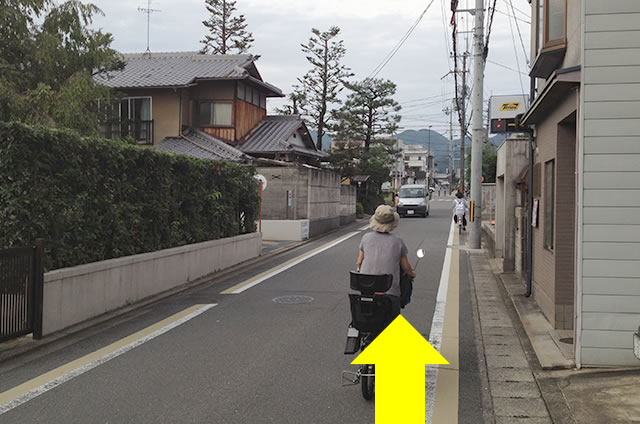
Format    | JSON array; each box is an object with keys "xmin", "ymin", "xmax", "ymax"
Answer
[
  {"xmin": 256, "ymin": 167, "xmax": 344, "ymax": 237},
  {"xmin": 235, "ymin": 99, "xmax": 266, "ymax": 141},
  {"xmin": 532, "ymin": 0, "xmax": 582, "ymax": 94},
  {"xmin": 532, "ymin": 90, "xmax": 578, "ymax": 329},
  {"xmin": 578, "ymin": 0, "xmax": 640, "ymax": 366},
  {"xmin": 554, "ymin": 117, "xmax": 577, "ymax": 330},
  {"xmin": 183, "ymin": 81, "xmax": 266, "ymax": 143},
  {"xmin": 495, "ymin": 136, "xmax": 529, "ymax": 272},
  {"xmin": 122, "ymin": 88, "xmax": 181, "ymax": 145}
]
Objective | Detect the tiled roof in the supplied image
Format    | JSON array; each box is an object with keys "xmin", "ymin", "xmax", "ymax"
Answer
[
  {"xmin": 240, "ymin": 116, "xmax": 327, "ymax": 158},
  {"xmin": 95, "ymin": 52, "xmax": 281, "ymax": 95},
  {"xmin": 156, "ymin": 129, "xmax": 249, "ymax": 162}
]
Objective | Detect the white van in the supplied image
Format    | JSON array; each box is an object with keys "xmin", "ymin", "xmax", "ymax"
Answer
[{"xmin": 397, "ymin": 184, "xmax": 431, "ymax": 217}]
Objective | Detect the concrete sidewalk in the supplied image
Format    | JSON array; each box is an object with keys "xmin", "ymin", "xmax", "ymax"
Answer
[
  {"xmin": 468, "ymin": 251, "xmax": 552, "ymax": 423},
  {"xmin": 477, "ymin": 250, "xmax": 640, "ymax": 424}
]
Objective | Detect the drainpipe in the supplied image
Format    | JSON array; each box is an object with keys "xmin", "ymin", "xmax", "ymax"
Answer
[
  {"xmin": 525, "ymin": 77, "xmax": 536, "ymax": 298},
  {"xmin": 525, "ymin": 130, "xmax": 534, "ymax": 297}
]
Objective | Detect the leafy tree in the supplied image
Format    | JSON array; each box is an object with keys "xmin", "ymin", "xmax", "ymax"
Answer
[
  {"xmin": 0, "ymin": 0, "xmax": 123, "ymax": 135},
  {"xmin": 274, "ymin": 87, "xmax": 306, "ymax": 115},
  {"xmin": 298, "ymin": 26, "xmax": 352, "ymax": 151},
  {"xmin": 464, "ymin": 142, "xmax": 497, "ymax": 188},
  {"xmin": 332, "ymin": 78, "xmax": 401, "ymax": 152},
  {"xmin": 327, "ymin": 78, "xmax": 402, "ymax": 212},
  {"xmin": 200, "ymin": 0, "xmax": 254, "ymax": 54}
]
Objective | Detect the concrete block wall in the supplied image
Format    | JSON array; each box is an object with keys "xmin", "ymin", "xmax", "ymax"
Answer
[
  {"xmin": 257, "ymin": 166, "xmax": 346, "ymax": 238},
  {"xmin": 495, "ymin": 136, "xmax": 529, "ymax": 272},
  {"xmin": 482, "ymin": 183, "xmax": 496, "ymax": 221},
  {"xmin": 340, "ymin": 185, "xmax": 356, "ymax": 225},
  {"xmin": 258, "ymin": 167, "xmax": 308, "ymax": 220},
  {"xmin": 308, "ymin": 169, "xmax": 341, "ymax": 237},
  {"xmin": 42, "ymin": 233, "xmax": 262, "ymax": 335}
]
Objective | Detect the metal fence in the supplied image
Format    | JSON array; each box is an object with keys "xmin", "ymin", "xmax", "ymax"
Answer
[{"xmin": 0, "ymin": 240, "xmax": 44, "ymax": 343}]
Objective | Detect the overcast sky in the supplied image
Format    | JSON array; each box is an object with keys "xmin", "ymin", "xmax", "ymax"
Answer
[{"xmin": 90, "ymin": 0, "xmax": 531, "ymax": 138}]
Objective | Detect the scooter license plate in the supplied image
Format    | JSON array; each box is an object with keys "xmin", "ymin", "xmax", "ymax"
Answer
[{"xmin": 407, "ymin": 210, "xmax": 414, "ymax": 215}]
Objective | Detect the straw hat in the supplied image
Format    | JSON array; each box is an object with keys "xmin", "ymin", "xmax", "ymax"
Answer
[{"xmin": 370, "ymin": 205, "xmax": 400, "ymax": 233}]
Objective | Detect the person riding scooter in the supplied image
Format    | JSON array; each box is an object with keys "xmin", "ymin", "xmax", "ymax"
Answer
[{"xmin": 356, "ymin": 205, "xmax": 416, "ymax": 317}]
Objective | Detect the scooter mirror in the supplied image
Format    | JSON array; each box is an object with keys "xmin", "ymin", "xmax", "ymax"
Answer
[{"xmin": 416, "ymin": 249, "xmax": 425, "ymax": 259}]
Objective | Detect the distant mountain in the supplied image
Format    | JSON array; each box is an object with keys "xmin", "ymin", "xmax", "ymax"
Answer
[
  {"xmin": 397, "ymin": 129, "xmax": 507, "ymax": 173},
  {"xmin": 311, "ymin": 127, "xmax": 507, "ymax": 169}
]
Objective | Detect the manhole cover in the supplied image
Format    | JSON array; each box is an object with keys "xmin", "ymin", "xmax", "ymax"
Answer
[
  {"xmin": 559, "ymin": 337, "xmax": 574, "ymax": 344},
  {"xmin": 272, "ymin": 295, "xmax": 314, "ymax": 304}
]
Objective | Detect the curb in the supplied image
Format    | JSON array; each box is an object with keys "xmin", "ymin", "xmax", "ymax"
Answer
[{"xmin": 0, "ymin": 219, "xmax": 369, "ymax": 365}]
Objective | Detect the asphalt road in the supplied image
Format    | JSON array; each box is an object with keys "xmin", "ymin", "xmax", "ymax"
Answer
[{"xmin": 0, "ymin": 197, "xmax": 486, "ymax": 423}]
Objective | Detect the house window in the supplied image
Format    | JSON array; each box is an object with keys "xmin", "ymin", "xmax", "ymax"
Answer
[
  {"xmin": 237, "ymin": 83, "xmax": 245, "ymax": 100},
  {"xmin": 118, "ymin": 97, "xmax": 152, "ymax": 144},
  {"xmin": 197, "ymin": 101, "xmax": 233, "ymax": 126},
  {"xmin": 536, "ymin": 0, "xmax": 566, "ymax": 50},
  {"xmin": 544, "ymin": 159, "xmax": 555, "ymax": 251}
]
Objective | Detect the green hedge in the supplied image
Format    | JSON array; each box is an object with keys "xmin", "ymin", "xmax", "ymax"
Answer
[{"xmin": 0, "ymin": 122, "xmax": 259, "ymax": 270}]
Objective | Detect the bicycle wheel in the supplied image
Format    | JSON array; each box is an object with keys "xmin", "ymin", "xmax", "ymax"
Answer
[{"xmin": 360, "ymin": 364, "xmax": 375, "ymax": 400}]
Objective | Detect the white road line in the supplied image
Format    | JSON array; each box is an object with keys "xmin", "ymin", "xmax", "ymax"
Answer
[
  {"xmin": 0, "ymin": 304, "xmax": 217, "ymax": 416},
  {"xmin": 425, "ymin": 221, "xmax": 455, "ymax": 423},
  {"xmin": 224, "ymin": 231, "xmax": 362, "ymax": 294}
]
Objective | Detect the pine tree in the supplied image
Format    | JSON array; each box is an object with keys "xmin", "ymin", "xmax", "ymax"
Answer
[
  {"xmin": 333, "ymin": 78, "xmax": 401, "ymax": 152},
  {"xmin": 298, "ymin": 26, "xmax": 352, "ymax": 151},
  {"xmin": 200, "ymin": 0, "xmax": 254, "ymax": 55},
  {"xmin": 274, "ymin": 87, "xmax": 307, "ymax": 115}
]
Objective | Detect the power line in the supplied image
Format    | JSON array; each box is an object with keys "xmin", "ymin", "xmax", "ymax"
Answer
[
  {"xmin": 483, "ymin": 0, "xmax": 498, "ymax": 61},
  {"xmin": 440, "ymin": 0, "xmax": 453, "ymax": 69},
  {"xmin": 492, "ymin": 7, "xmax": 530, "ymax": 24},
  {"xmin": 486, "ymin": 59, "xmax": 528, "ymax": 75},
  {"xmin": 368, "ymin": 0, "xmax": 437, "ymax": 78},
  {"xmin": 504, "ymin": 0, "xmax": 527, "ymax": 95},
  {"xmin": 506, "ymin": 0, "xmax": 530, "ymax": 65},
  {"xmin": 507, "ymin": 1, "xmax": 531, "ymax": 19},
  {"xmin": 399, "ymin": 93, "xmax": 454, "ymax": 105}
]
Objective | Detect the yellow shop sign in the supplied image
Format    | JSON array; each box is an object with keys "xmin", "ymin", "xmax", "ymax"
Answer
[{"xmin": 500, "ymin": 102, "xmax": 520, "ymax": 111}]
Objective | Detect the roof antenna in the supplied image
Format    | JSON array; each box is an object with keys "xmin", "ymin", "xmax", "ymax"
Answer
[{"xmin": 138, "ymin": 0, "xmax": 160, "ymax": 56}]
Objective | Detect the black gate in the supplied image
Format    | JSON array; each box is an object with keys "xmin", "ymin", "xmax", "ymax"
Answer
[{"xmin": 0, "ymin": 240, "xmax": 44, "ymax": 343}]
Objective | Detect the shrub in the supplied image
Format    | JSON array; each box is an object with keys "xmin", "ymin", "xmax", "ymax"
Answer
[
  {"xmin": 355, "ymin": 202, "xmax": 364, "ymax": 218},
  {"xmin": 0, "ymin": 122, "xmax": 259, "ymax": 270}
]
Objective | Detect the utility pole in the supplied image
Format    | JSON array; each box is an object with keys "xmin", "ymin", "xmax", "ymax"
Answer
[
  {"xmin": 459, "ymin": 52, "xmax": 468, "ymax": 193},
  {"xmin": 428, "ymin": 125, "xmax": 432, "ymax": 186},
  {"xmin": 443, "ymin": 101, "xmax": 455, "ymax": 193},
  {"xmin": 469, "ymin": 0, "xmax": 485, "ymax": 249}
]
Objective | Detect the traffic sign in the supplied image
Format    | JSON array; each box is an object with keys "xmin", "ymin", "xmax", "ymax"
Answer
[{"xmin": 254, "ymin": 174, "xmax": 267, "ymax": 190}]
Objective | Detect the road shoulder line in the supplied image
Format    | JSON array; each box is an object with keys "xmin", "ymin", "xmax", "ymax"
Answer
[
  {"xmin": 221, "ymin": 231, "xmax": 361, "ymax": 294},
  {"xmin": 0, "ymin": 304, "xmax": 217, "ymax": 416},
  {"xmin": 425, "ymin": 221, "xmax": 456, "ymax": 422}
]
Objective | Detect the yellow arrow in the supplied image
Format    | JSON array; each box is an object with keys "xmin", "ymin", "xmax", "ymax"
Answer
[{"xmin": 352, "ymin": 315, "xmax": 448, "ymax": 423}]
